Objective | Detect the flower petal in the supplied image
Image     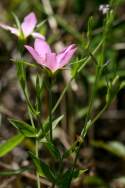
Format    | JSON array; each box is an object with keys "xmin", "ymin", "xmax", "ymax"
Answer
[
  {"xmin": 34, "ymin": 38, "xmax": 51, "ymax": 59},
  {"xmin": 0, "ymin": 23, "xmax": 19, "ymax": 36},
  {"xmin": 21, "ymin": 12, "xmax": 37, "ymax": 37},
  {"xmin": 31, "ymin": 32, "xmax": 45, "ymax": 40},
  {"xmin": 46, "ymin": 53, "xmax": 57, "ymax": 72},
  {"xmin": 25, "ymin": 45, "xmax": 46, "ymax": 67},
  {"xmin": 57, "ymin": 44, "xmax": 77, "ymax": 69}
]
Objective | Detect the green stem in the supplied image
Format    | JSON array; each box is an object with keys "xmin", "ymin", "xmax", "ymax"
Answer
[
  {"xmin": 49, "ymin": 77, "xmax": 53, "ymax": 141},
  {"xmin": 82, "ymin": 65, "xmax": 101, "ymax": 137},
  {"xmin": 28, "ymin": 105, "xmax": 40, "ymax": 188},
  {"xmin": 91, "ymin": 103, "xmax": 108, "ymax": 125},
  {"xmin": 28, "ymin": 108, "xmax": 35, "ymax": 128},
  {"xmin": 36, "ymin": 139, "xmax": 41, "ymax": 188},
  {"xmin": 52, "ymin": 77, "xmax": 73, "ymax": 114},
  {"xmin": 69, "ymin": 103, "xmax": 108, "ymax": 187},
  {"xmin": 28, "ymin": 109, "xmax": 40, "ymax": 188}
]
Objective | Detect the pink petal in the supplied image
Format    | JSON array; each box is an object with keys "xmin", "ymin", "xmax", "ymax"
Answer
[
  {"xmin": 0, "ymin": 23, "xmax": 19, "ymax": 36},
  {"xmin": 31, "ymin": 32, "xmax": 45, "ymax": 40},
  {"xmin": 57, "ymin": 44, "xmax": 77, "ymax": 69},
  {"xmin": 25, "ymin": 45, "xmax": 46, "ymax": 67},
  {"xmin": 46, "ymin": 53, "xmax": 57, "ymax": 72},
  {"xmin": 21, "ymin": 12, "xmax": 37, "ymax": 37},
  {"xmin": 34, "ymin": 38, "xmax": 51, "ymax": 59}
]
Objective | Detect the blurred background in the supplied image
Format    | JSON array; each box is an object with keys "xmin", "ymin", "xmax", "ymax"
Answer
[{"xmin": 1, "ymin": 0, "xmax": 125, "ymax": 187}]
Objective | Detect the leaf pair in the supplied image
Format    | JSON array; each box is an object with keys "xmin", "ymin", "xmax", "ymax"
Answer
[
  {"xmin": 9, "ymin": 115, "xmax": 64, "ymax": 139},
  {"xmin": 9, "ymin": 119, "xmax": 38, "ymax": 138}
]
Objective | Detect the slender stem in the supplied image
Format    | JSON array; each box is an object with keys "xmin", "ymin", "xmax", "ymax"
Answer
[
  {"xmin": 36, "ymin": 139, "xmax": 41, "ymax": 188},
  {"xmin": 27, "ymin": 93, "xmax": 41, "ymax": 188},
  {"xmin": 28, "ymin": 108, "xmax": 41, "ymax": 188},
  {"xmin": 52, "ymin": 77, "xmax": 73, "ymax": 114},
  {"xmin": 86, "ymin": 67, "xmax": 100, "ymax": 122},
  {"xmin": 28, "ymin": 109, "xmax": 40, "ymax": 188},
  {"xmin": 28, "ymin": 108, "xmax": 35, "ymax": 128},
  {"xmin": 68, "ymin": 103, "xmax": 108, "ymax": 187},
  {"xmin": 49, "ymin": 77, "xmax": 53, "ymax": 141},
  {"xmin": 91, "ymin": 104, "xmax": 108, "ymax": 125}
]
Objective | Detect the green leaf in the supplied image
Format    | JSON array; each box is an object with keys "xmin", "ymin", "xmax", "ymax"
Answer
[
  {"xmin": 106, "ymin": 75, "xmax": 120, "ymax": 105},
  {"xmin": 12, "ymin": 58, "xmax": 36, "ymax": 67},
  {"xmin": 52, "ymin": 115, "xmax": 64, "ymax": 129},
  {"xmin": 108, "ymin": 141, "xmax": 125, "ymax": 158},
  {"xmin": 11, "ymin": 12, "xmax": 21, "ymax": 30},
  {"xmin": 36, "ymin": 74, "xmax": 43, "ymax": 97},
  {"xmin": 73, "ymin": 169, "xmax": 88, "ymax": 178},
  {"xmin": 92, "ymin": 140, "xmax": 125, "ymax": 158},
  {"xmin": 43, "ymin": 142, "xmax": 61, "ymax": 160},
  {"xmin": 35, "ymin": 74, "xmax": 44, "ymax": 112},
  {"xmin": 0, "ymin": 166, "xmax": 31, "ymax": 176},
  {"xmin": 9, "ymin": 119, "xmax": 37, "ymax": 138},
  {"xmin": 57, "ymin": 167, "xmax": 87, "ymax": 188},
  {"xmin": 16, "ymin": 61, "xmax": 26, "ymax": 90},
  {"xmin": 36, "ymin": 19, "xmax": 47, "ymax": 28},
  {"xmin": 40, "ymin": 115, "xmax": 64, "ymax": 139},
  {"xmin": 0, "ymin": 133, "xmax": 24, "ymax": 157},
  {"xmin": 29, "ymin": 152, "xmax": 56, "ymax": 182},
  {"xmin": 58, "ymin": 168, "xmax": 87, "ymax": 188},
  {"xmin": 57, "ymin": 169, "xmax": 73, "ymax": 188}
]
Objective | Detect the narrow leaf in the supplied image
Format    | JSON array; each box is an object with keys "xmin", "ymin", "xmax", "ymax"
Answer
[
  {"xmin": 0, "ymin": 166, "xmax": 31, "ymax": 176},
  {"xmin": 57, "ymin": 169, "xmax": 73, "ymax": 188},
  {"xmin": 9, "ymin": 119, "xmax": 37, "ymax": 137},
  {"xmin": 43, "ymin": 142, "xmax": 61, "ymax": 160},
  {"xmin": 11, "ymin": 12, "xmax": 21, "ymax": 30},
  {"xmin": 92, "ymin": 140, "xmax": 125, "ymax": 158},
  {"xmin": 0, "ymin": 133, "xmax": 24, "ymax": 157},
  {"xmin": 40, "ymin": 115, "xmax": 64, "ymax": 139},
  {"xmin": 30, "ymin": 152, "xmax": 56, "ymax": 182},
  {"xmin": 73, "ymin": 169, "xmax": 88, "ymax": 178},
  {"xmin": 52, "ymin": 115, "xmax": 64, "ymax": 130}
]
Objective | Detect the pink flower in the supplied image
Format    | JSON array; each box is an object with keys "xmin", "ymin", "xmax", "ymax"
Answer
[
  {"xmin": 25, "ymin": 38, "xmax": 77, "ymax": 73},
  {"xmin": 0, "ymin": 12, "xmax": 44, "ymax": 39}
]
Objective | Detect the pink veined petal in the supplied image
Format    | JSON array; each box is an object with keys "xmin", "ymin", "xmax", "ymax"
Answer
[
  {"xmin": 57, "ymin": 44, "xmax": 77, "ymax": 68},
  {"xmin": 0, "ymin": 23, "xmax": 19, "ymax": 36},
  {"xmin": 46, "ymin": 53, "xmax": 57, "ymax": 72},
  {"xmin": 21, "ymin": 12, "xmax": 37, "ymax": 37},
  {"xmin": 31, "ymin": 32, "xmax": 45, "ymax": 40},
  {"xmin": 57, "ymin": 44, "xmax": 75, "ymax": 64},
  {"xmin": 34, "ymin": 38, "xmax": 51, "ymax": 59},
  {"xmin": 25, "ymin": 45, "xmax": 46, "ymax": 67}
]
